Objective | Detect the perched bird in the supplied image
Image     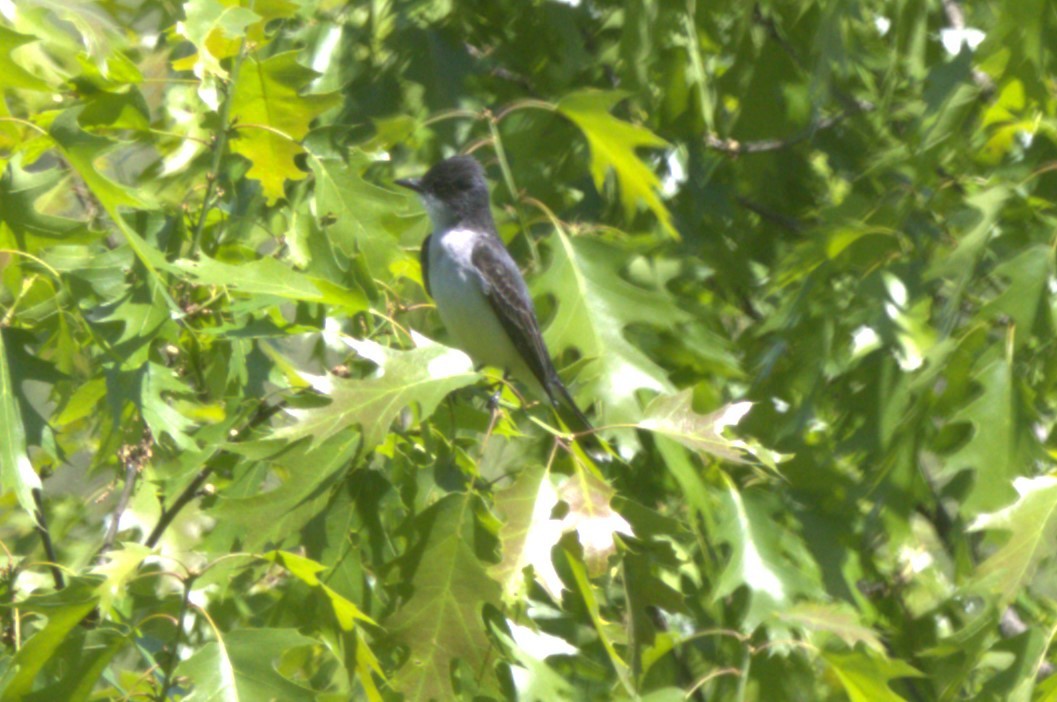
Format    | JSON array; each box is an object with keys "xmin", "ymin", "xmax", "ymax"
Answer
[{"xmin": 396, "ymin": 156, "xmax": 600, "ymax": 450}]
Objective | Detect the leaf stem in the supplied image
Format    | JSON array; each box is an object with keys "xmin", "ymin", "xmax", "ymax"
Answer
[
  {"xmin": 155, "ymin": 573, "xmax": 195, "ymax": 702},
  {"xmin": 486, "ymin": 114, "xmax": 540, "ymax": 269},
  {"xmin": 192, "ymin": 42, "xmax": 248, "ymax": 256}
]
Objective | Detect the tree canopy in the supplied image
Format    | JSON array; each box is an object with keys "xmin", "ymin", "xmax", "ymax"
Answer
[{"xmin": 2, "ymin": 0, "xmax": 1057, "ymax": 700}]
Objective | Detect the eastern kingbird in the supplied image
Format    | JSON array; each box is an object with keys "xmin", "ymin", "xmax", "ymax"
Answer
[{"xmin": 396, "ymin": 156, "xmax": 599, "ymax": 450}]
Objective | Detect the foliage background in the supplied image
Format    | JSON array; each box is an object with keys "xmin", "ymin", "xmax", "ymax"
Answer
[{"xmin": 2, "ymin": 0, "xmax": 1057, "ymax": 699}]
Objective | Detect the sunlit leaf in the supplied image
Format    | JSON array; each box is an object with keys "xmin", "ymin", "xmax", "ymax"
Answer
[
  {"xmin": 228, "ymin": 52, "xmax": 340, "ymax": 202},
  {"xmin": 821, "ymin": 649, "xmax": 922, "ymax": 702},
  {"xmin": 0, "ymin": 328, "xmax": 42, "ymax": 518},
  {"xmin": 533, "ymin": 227, "xmax": 684, "ymax": 428},
  {"xmin": 172, "ymin": 253, "xmax": 367, "ymax": 308},
  {"xmin": 0, "ymin": 25, "xmax": 51, "ymax": 91},
  {"xmin": 557, "ymin": 90, "xmax": 674, "ymax": 236},
  {"xmin": 272, "ymin": 333, "xmax": 478, "ymax": 453},
  {"xmin": 306, "ymin": 146, "xmax": 417, "ymax": 281},
  {"xmin": 969, "ymin": 474, "xmax": 1057, "ymax": 604}
]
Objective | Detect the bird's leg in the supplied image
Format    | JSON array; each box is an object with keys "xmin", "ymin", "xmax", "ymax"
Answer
[
  {"xmin": 481, "ymin": 373, "xmax": 508, "ymax": 451},
  {"xmin": 488, "ymin": 375, "xmax": 505, "ymax": 412}
]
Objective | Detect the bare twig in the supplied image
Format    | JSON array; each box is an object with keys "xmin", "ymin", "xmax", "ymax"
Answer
[
  {"xmin": 143, "ymin": 401, "xmax": 285, "ymax": 549},
  {"xmin": 32, "ymin": 489, "xmax": 64, "ymax": 590},
  {"xmin": 705, "ymin": 99, "xmax": 874, "ymax": 156},
  {"xmin": 99, "ymin": 459, "xmax": 141, "ymax": 556},
  {"xmin": 733, "ymin": 195, "xmax": 805, "ymax": 234},
  {"xmin": 144, "ymin": 469, "xmax": 212, "ymax": 550}
]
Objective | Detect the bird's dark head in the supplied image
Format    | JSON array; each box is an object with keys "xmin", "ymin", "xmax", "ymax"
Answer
[{"xmin": 396, "ymin": 156, "xmax": 493, "ymax": 230}]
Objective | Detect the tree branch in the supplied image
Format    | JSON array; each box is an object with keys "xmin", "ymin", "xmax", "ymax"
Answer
[
  {"xmin": 33, "ymin": 488, "xmax": 64, "ymax": 590},
  {"xmin": 705, "ymin": 99, "xmax": 874, "ymax": 156}
]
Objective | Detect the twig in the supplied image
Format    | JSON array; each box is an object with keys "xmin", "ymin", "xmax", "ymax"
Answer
[
  {"xmin": 705, "ymin": 99, "xmax": 874, "ymax": 156},
  {"xmin": 99, "ymin": 460, "xmax": 140, "ymax": 556},
  {"xmin": 191, "ymin": 41, "xmax": 248, "ymax": 255},
  {"xmin": 733, "ymin": 195, "xmax": 805, "ymax": 234},
  {"xmin": 32, "ymin": 489, "xmax": 64, "ymax": 590},
  {"xmin": 155, "ymin": 574, "xmax": 195, "ymax": 702},
  {"xmin": 144, "ymin": 469, "xmax": 212, "ymax": 549},
  {"xmin": 143, "ymin": 401, "xmax": 285, "ymax": 549}
]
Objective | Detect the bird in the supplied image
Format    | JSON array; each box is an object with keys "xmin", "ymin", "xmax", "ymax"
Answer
[{"xmin": 396, "ymin": 155, "xmax": 601, "ymax": 453}]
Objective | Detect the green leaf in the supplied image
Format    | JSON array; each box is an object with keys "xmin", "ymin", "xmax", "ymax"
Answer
[
  {"xmin": 172, "ymin": 0, "xmax": 259, "ymax": 84},
  {"xmin": 490, "ymin": 463, "xmax": 551, "ymax": 602},
  {"xmin": 941, "ymin": 357, "xmax": 1023, "ymax": 515},
  {"xmin": 557, "ymin": 90, "xmax": 674, "ymax": 236},
  {"xmin": 0, "ymin": 328, "xmax": 42, "ymax": 519},
  {"xmin": 0, "ymin": 25, "xmax": 51, "ymax": 91},
  {"xmin": 263, "ymin": 550, "xmax": 378, "ymax": 628},
  {"xmin": 171, "ymin": 253, "xmax": 367, "ymax": 308},
  {"xmin": 388, "ymin": 494, "xmax": 502, "ymax": 701},
  {"xmin": 0, "ymin": 580, "xmax": 100, "ymax": 701},
  {"xmin": 777, "ymin": 603, "xmax": 884, "ymax": 653},
  {"xmin": 89, "ymin": 542, "xmax": 152, "ymax": 616},
  {"xmin": 229, "ymin": 52, "xmax": 340, "ymax": 203},
  {"xmin": 495, "ymin": 630, "xmax": 576, "ymax": 702},
  {"xmin": 140, "ymin": 362, "xmax": 200, "ymax": 450},
  {"xmin": 712, "ymin": 478, "xmax": 817, "ymax": 628},
  {"xmin": 0, "ymin": 161, "xmax": 93, "ymax": 250},
  {"xmin": 821, "ymin": 649, "xmax": 922, "ymax": 702},
  {"xmin": 968, "ymin": 474, "xmax": 1057, "ymax": 605},
  {"xmin": 272, "ymin": 334, "xmax": 478, "ymax": 453},
  {"xmin": 564, "ymin": 546, "xmax": 632, "ymax": 691},
  {"xmin": 533, "ymin": 228, "xmax": 684, "ymax": 427},
  {"xmin": 980, "ymin": 244, "xmax": 1055, "ymax": 348},
  {"xmin": 306, "ymin": 147, "xmax": 417, "ymax": 281},
  {"xmin": 639, "ymin": 392, "xmax": 773, "ymax": 465},
  {"xmin": 175, "ymin": 628, "xmax": 321, "ymax": 702}
]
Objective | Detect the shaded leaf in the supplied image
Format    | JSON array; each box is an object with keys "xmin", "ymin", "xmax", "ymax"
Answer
[
  {"xmin": 0, "ymin": 580, "xmax": 100, "ymax": 701},
  {"xmin": 941, "ymin": 357, "xmax": 1023, "ymax": 515},
  {"xmin": 388, "ymin": 494, "xmax": 502, "ymax": 701},
  {"xmin": 176, "ymin": 628, "xmax": 320, "ymax": 702}
]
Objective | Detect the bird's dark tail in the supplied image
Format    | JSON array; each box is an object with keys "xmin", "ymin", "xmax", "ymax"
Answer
[{"xmin": 545, "ymin": 374, "xmax": 608, "ymax": 459}]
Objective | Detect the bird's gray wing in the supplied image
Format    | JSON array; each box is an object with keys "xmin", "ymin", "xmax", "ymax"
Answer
[
  {"xmin": 419, "ymin": 234, "xmax": 432, "ymax": 297},
  {"xmin": 470, "ymin": 235, "xmax": 555, "ymax": 397},
  {"xmin": 472, "ymin": 235, "xmax": 599, "ymax": 445}
]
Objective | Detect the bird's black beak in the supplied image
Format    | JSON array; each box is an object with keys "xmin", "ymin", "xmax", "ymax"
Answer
[{"xmin": 395, "ymin": 176, "xmax": 422, "ymax": 193}]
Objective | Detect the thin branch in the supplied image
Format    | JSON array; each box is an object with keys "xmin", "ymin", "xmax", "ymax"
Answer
[
  {"xmin": 143, "ymin": 401, "xmax": 285, "ymax": 549},
  {"xmin": 155, "ymin": 574, "xmax": 195, "ymax": 702},
  {"xmin": 733, "ymin": 195, "xmax": 805, "ymax": 234},
  {"xmin": 705, "ymin": 99, "xmax": 874, "ymax": 156},
  {"xmin": 99, "ymin": 460, "xmax": 140, "ymax": 556},
  {"xmin": 144, "ymin": 469, "xmax": 212, "ymax": 549},
  {"xmin": 191, "ymin": 41, "xmax": 248, "ymax": 255},
  {"xmin": 32, "ymin": 489, "xmax": 64, "ymax": 590}
]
